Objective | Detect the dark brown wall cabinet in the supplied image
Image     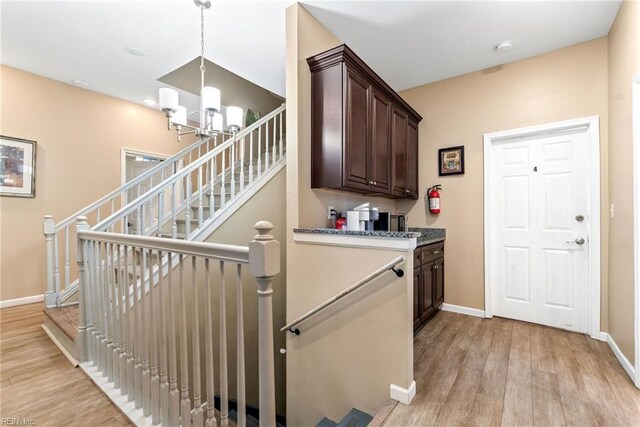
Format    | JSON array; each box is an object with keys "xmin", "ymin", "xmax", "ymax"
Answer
[
  {"xmin": 414, "ymin": 242, "xmax": 444, "ymax": 332},
  {"xmin": 307, "ymin": 44, "xmax": 422, "ymax": 199}
]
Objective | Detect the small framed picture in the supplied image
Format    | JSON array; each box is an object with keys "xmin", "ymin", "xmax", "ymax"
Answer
[
  {"xmin": 0, "ymin": 135, "xmax": 37, "ymax": 198},
  {"xmin": 438, "ymin": 145, "xmax": 465, "ymax": 176}
]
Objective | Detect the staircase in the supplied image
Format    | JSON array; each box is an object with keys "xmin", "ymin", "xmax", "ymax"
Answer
[
  {"xmin": 317, "ymin": 408, "xmax": 373, "ymax": 427},
  {"xmin": 41, "ymin": 104, "xmax": 286, "ymax": 426}
]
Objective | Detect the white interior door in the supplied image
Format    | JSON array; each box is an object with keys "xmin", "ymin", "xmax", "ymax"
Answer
[
  {"xmin": 490, "ymin": 130, "xmax": 590, "ymax": 333},
  {"xmin": 124, "ymin": 152, "xmax": 165, "ymax": 234}
]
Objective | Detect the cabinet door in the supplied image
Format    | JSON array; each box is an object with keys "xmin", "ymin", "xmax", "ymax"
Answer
[
  {"xmin": 406, "ymin": 119, "xmax": 419, "ymax": 199},
  {"xmin": 434, "ymin": 258, "xmax": 444, "ymax": 307},
  {"xmin": 344, "ymin": 67, "xmax": 371, "ymax": 191},
  {"xmin": 414, "ymin": 268, "xmax": 421, "ymax": 330},
  {"xmin": 421, "ymin": 263, "xmax": 435, "ymax": 320},
  {"xmin": 391, "ymin": 105, "xmax": 408, "ymax": 197},
  {"xmin": 370, "ymin": 87, "xmax": 391, "ymax": 193}
]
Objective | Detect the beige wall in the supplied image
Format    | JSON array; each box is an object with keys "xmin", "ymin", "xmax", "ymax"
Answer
[
  {"xmin": 285, "ymin": 5, "xmax": 412, "ymax": 425},
  {"xmin": 607, "ymin": 0, "xmax": 639, "ymax": 365},
  {"xmin": 0, "ymin": 65, "xmax": 193, "ymax": 301},
  {"xmin": 203, "ymin": 168, "xmax": 287, "ymax": 415},
  {"xmin": 397, "ymin": 38, "xmax": 610, "ymax": 327}
]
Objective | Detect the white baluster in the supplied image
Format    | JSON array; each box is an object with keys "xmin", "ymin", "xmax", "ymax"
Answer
[
  {"xmin": 64, "ymin": 226, "xmax": 70, "ymax": 292},
  {"xmin": 198, "ymin": 165, "xmax": 204, "ymax": 227},
  {"xmin": 75, "ymin": 217, "xmax": 90, "ymax": 363},
  {"xmin": 240, "ymin": 135, "xmax": 245, "ymax": 192},
  {"xmin": 172, "ymin": 182, "xmax": 178, "ymax": 239},
  {"xmin": 231, "ymin": 135, "xmax": 236, "ymax": 199},
  {"xmin": 157, "ymin": 193, "xmax": 164, "ymax": 237},
  {"xmin": 101, "ymin": 242, "xmax": 110, "ymax": 379},
  {"xmin": 84, "ymin": 238, "xmax": 94, "ymax": 363},
  {"xmin": 91, "ymin": 241, "xmax": 101, "ymax": 370},
  {"xmin": 43, "ymin": 216, "xmax": 57, "ymax": 308},
  {"xmin": 236, "ymin": 263, "xmax": 246, "ymax": 427},
  {"xmin": 186, "ymin": 174, "xmax": 192, "ymax": 238},
  {"xmin": 106, "ymin": 243, "xmax": 114, "ymax": 382},
  {"xmin": 249, "ymin": 222, "xmax": 279, "ymax": 427},
  {"xmin": 209, "ymin": 157, "xmax": 215, "ymax": 220},
  {"xmin": 265, "ymin": 122, "xmax": 270, "ymax": 170},
  {"xmin": 159, "ymin": 250, "xmax": 170, "ymax": 425},
  {"xmin": 192, "ymin": 257, "xmax": 204, "ymax": 426},
  {"xmin": 258, "ymin": 126, "xmax": 262, "ymax": 178},
  {"xmin": 150, "ymin": 249, "xmax": 161, "ymax": 424},
  {"xmin": 179, "ymin": 255, "xmax": 192, "ymax": 426},
  {"xmin": 279, "ymin": 110, "xmax": 284, "ymax": 160},
  {"xmin": 110, "ymin": 243, "xmax": 120, "ymax": 387},
  {"xmin": 221, "ymin": 148, "xmax": 226, "ymax": 208},
  {"xmin": 249, "ymin": 132, "xmax": 254, "ymax": 185},
  {"xmin": 133, "ymin": 247, "xmax": 145, "ymax": 409},
  {"xmin": 54, "ymin": 233, "xmax": 60, "ymax": 298},
  {"xmin": 118, "ymin": 244, "xmax": 127, "ymax": 394},
  {"xmin": 219, "ymin": 261, "xmax": 229, "ymax": 427},
  {"xmin": 141, "ymin": 247, "xmax": 151, "ymax": 415},
  {"xmin": 168, "ymin": 255, "xmax": 180, "ymax": 427},
  {"xmin": 204, "ymin": 259, "xmax": 217, "ymax": 427},
  {"xmin": 126, "ymin": 245, "xmax": 136, "ymax": 402},
  {"xmin": 272, "ymin": 115, "xmax": 277, "ymax": 164},
  {"xmin": 97, "ymin": 206, "xmax": 101, "ymax": 224}
]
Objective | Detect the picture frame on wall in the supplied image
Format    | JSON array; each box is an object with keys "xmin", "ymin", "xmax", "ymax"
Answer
[
  {"xmin": 438, "ymin": 145, "xmax": 465, "ymax": 176},
  {"xmin": 0, "ymin": 135, "xmax": 36, "ymax": 198}
]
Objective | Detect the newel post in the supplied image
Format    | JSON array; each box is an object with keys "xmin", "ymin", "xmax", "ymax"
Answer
[
  {"xmin": 249, "ymin": 221, "xmax": 279, "ymax": 427},
  {"xmin": 76, "ymin": 216, "xmax": 90, "ymax": 363},
  {"xmin": 43, "ymin": 215, "xmax": 57, "ymax": 308}
]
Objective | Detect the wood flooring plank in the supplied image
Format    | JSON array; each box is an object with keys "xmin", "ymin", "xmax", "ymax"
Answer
[
  {"xmin": 0, "ymin": 303, "xmax": 131, "ymax": 426},
  {"xmin": 532, "ymin": 369, "xmax": 566, "ymax": 426},
  {"xmin": 530, "ymin": 324, "xmax": 556, "ymax": 374},
  {"xmin": 501, "ymin": 321, "xmax": 533, "ymax": 427}
]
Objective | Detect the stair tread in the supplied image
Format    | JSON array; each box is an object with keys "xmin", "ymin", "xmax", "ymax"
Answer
[
  {"xmin": 44, "ymin": 305, "xmax": 79, "ymax": 342},
  {"xmin": 337, "ymin": 409, "xmax": 373, "ymax": 427},
  {"xmin": 317, "ymin": 417, "xmax": 338, "ymax": 427}
]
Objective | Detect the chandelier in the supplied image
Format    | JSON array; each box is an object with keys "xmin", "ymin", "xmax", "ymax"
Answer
[{"xmin": 158, "ymin": 0, "xmax": 243, "ymax": 142}]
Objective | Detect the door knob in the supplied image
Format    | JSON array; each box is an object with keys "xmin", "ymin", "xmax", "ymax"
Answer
[{"xmin": 566, "ymin": 237, "xmax": 586, "ymax": 245}]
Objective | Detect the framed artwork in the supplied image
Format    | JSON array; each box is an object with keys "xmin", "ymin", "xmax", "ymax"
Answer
[
  {"xmin": 0, "ymin": 136, "xmax": 37, "ymax": 198},
  {"xmin": 438, "ymin": 145, "xmax": 465, "ymax": 176}
]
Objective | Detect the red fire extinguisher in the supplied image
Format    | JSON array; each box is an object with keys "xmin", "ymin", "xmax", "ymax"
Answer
[{"xmin": 427, "ymin": 185, "xmax": 442, "ymax": 214}]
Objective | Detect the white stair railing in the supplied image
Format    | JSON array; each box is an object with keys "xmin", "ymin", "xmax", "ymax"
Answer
[
  {"xmin": 42, "ymin": 137, "xmax": 213, "ymax": 307},
  {"xmin": 93, "ymin": 104, "xmax": 286, "ymax": 240},
  {"xmin": 75, "ymin": 217, "xmax": 279, "ymax": 427},
  {"xmin": 44, "ymin": 103, "xmax": 286, "ymax": 308}
]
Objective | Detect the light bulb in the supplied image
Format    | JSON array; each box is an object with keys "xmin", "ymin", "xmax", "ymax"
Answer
[
  {"xmin": 159, "ymin": 88, "xmax": 179, "ymax": 113},
  {"xmin": 202, "ymin": 87, "xmax": 221, "ymax": 113},
  {"xmin": 212, "ymin": 112, "xmax": 223, "ymax": 133},
  {"xmin": 227, "ymin": 106, "xmax": 243, "ymax": 131},
  {"xmin": 171, "ymin": 106, "xmax": 187, "ymax": 126}
]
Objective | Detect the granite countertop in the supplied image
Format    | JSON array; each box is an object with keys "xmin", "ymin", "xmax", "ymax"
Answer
[
  {"xmin": 293, "ymin": 227, "xmax": 446, "ymax": 245},
  {"xmin": 408, "ymin": 227, "xmax": 446, "ymax": 246},
  {"xmin": 293, "ymin": 228, "xmax": 422, "ymax": 239}
]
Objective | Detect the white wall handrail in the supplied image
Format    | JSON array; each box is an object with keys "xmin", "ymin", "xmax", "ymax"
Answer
[{"xmin": 281, "ymin": 256, "xmax": 405, "ymax": 335}]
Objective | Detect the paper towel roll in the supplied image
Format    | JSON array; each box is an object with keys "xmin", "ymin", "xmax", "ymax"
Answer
[{"xmin": 347, "ymin": 211, "xmax": 360, "ymax": 231}]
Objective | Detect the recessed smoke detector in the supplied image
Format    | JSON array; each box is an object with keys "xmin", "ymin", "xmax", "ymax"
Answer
[
  {"xmin": 71, "ymin": 79, "xmax": 88, "ymax": 87},
  {"xmin": 143, "ymin": 98, "xmax": 157, "ymax": 106},
  {"xmin": 125, "ymin": 46, "xmax": 147, "ymax": 57},
  {"xmin": 496, "ymin": 40, "xmax": 513, "ymax": 53}
]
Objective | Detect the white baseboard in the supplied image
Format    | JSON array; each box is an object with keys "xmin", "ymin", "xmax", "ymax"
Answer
[
  {"xmin": 441, "ymin": 303, "xmax": 485, "ymax": 318},
  {"xmin": 0, "ymin": 294, "xmax": 43, "ymax": 309},
  {"xmin": 603, "ymin": 332, "xmax": 636, "ymax": 382},
  {"xmin": 390, "ymin": 381, "xmax": 416, "ymax": 405},
  {"xmin": 41, "ymin": 324, "xmax": 79, "ymax": 367},
  {"xmin": 590, "ymin": 331, "xmax": 608, "ymax": 342}
]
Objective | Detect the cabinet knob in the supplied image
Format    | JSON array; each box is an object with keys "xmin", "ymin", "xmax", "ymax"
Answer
[
  {"xmin": 405, "ymin": 189, "xmax": 410, "ymax": 193},
  {"xmin": 369, "ymin": 180, "xmax": 374, "ymax": 185}
]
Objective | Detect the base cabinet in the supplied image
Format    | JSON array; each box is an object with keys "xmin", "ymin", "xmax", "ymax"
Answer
[{"xmin": 414, "ymin": 242, "xmax": 444, "ymax": 332}]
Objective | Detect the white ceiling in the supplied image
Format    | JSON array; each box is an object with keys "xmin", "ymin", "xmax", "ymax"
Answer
[
  {"xmin": 302, "ymin": 0, "xmax": 621, "ymax": 91},
  {"xmin": 1, "ymin": 0, "xmax": 621, "ymax": 113}
]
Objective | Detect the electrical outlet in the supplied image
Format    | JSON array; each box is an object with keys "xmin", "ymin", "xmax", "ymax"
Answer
[
  {"xmin": 610, "ymin": 204, "xmax": 615, "ymax": 219},
  {"xmin": 327, "ymin": 206, "xmax": 335, "ymax": 220}
]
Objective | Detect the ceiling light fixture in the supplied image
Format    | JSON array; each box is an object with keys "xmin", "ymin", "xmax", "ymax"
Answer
[
  {"xmin": 158, "ymin": 0, "xmax": 243, "ymax": 142},
  {"xmin": 143, "ymin": 98, "xmax": 157, "ymax": 106},
  {"xmin": 71, "ymin": 79, "xmax": 88, "ymax": 87},
  {"xmin": 126, "ymin": 46, "xmax": 147, "ymax": 57},
  {"xmin": 496, "ymin": 40, "xmax": 513, "ymax": 53}
]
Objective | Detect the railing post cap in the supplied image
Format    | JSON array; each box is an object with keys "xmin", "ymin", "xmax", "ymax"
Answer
[
  {"xmin": 254, "ymin": 221, "xmax": 274, "ymax": 240},
  {"xmin": 76, "ymin": 216, "xmax": 89, "ymax": 226},
  {"xmin": 43, "ymin": 214, "xmax": 53, "ymax": 221}
]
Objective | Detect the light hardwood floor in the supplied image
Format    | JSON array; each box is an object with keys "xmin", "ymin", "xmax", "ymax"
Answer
[
  {"xmin": 383, "ymin": 311, "xmax": 640, "ymax": 427},
  {"xmin": 0, "ymin": 303, "xmax": 130, "ymax": 426}
]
